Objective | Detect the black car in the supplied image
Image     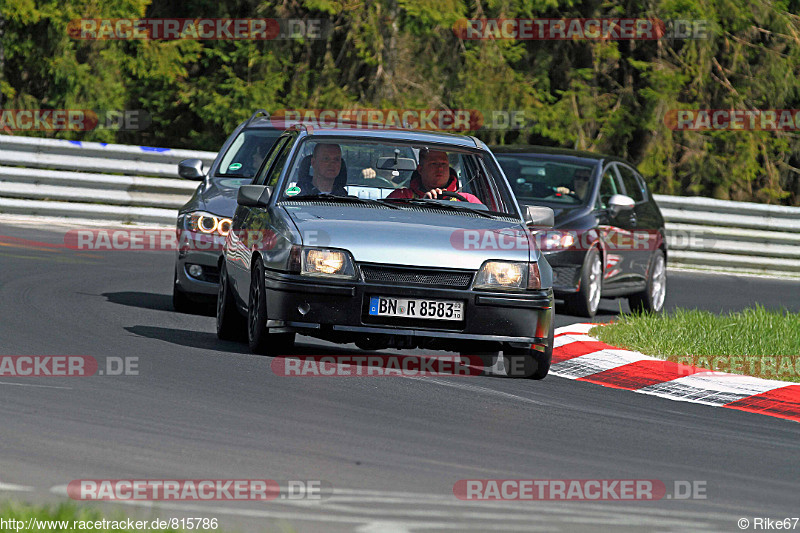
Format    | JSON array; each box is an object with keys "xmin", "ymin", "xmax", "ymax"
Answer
[
  {"xmin": 492, "ymin": 146, "xmax": 667, "ymax": 318},
  {"xmin": 172, "ymin": 110, "xmax": 283, "ymax": 312}
]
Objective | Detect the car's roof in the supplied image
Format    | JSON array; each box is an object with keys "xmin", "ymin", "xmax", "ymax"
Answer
[
  {"xmin": 241, "ymin": 116, "xmax": 283, "ymax": 131},
  {"xmin": 301, "ymin": 128, "xmax": 486, "ymax": 149},
  {"xmin": 490, "ymin": 144, "xmax": 623, "ymax": 164}
]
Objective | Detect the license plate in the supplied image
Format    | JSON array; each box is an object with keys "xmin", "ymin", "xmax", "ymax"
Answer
[{"xmin": 368, "ymin": 296, "xmax": 464, "ymax": 321}]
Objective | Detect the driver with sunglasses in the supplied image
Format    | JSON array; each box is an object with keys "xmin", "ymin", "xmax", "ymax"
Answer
[{"xmin": 555, "ymin": 168, "xmax": 593, "ymax": 200}]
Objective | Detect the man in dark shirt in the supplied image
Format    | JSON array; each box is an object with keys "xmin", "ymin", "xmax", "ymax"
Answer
[{"xmin": 298, "ymin": 143, "xmax": 348, "ymax": 195}]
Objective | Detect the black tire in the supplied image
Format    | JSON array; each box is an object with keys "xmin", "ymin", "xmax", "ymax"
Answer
[
  {"xmin": 628, "ymin": 249, "xmax": 667, "ymax": 314},
  {"xmin": 216, "ymin": 261, "xmax": 247, "ymax": 341},
  {"xmin": 172, "ymin": 268, "xmax": 193, "ymax": 313},
  {"xmin": 562, "ymin": 247, "xmax": 603, "ymax": 318},
  {"xmin": 503, "ymin": 319, "xmax": 554, "ymax": 380},
  {"xmin": 247, "ymin": 257, "xmax": 295, "ymax": 355}
]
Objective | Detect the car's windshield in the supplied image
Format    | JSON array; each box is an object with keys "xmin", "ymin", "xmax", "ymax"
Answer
[
  {"xmin": 277, "ymin": 139, "xmax": 519, "ymax": 217},
  {"xmin": 217, "ymin": 128, "xmax": 283, "ymax": 178},
  {"xmin": 496, "ymin": 155, "xmax": 597, "ymax": 205}
]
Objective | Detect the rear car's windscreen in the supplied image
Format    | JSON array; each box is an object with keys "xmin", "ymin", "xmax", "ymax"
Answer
[
  {"xmin": 217, "ymin": 129, "xmax": 283, "ymax": 178},
  {"xmin": 496, "ymin": 154, "xmax": 596, "ymax": 205}
]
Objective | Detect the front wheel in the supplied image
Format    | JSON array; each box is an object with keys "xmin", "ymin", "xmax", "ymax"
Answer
[
  {"xmin": 216, "ymin": 261, "xmax": 246, "ymax": 341},
  {"xmin": 562, "ymin": 248, "xmax": 602, "ymax": 318},
  {"xmin": 628, "ymin": 250, "xmax": 667, "ymax": 314},
  {"xmin": 248, "ymin": 258, "xmax": 295, "ymax": 355},
  {"xmin": 503, "ymin": 320, "xmax": 554, "ymax": 380}
]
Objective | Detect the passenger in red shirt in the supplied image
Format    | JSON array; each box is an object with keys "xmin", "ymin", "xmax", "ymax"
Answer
[{"xmin": 387, "ymin": 149, "xmax": 482, "ymax": 204}]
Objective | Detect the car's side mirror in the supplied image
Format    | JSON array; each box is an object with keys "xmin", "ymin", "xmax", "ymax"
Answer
[
  {"xmin": 178, "ymin": 159, "xmax": 205, "ymax": 180},
  {"xmin": 237, "ymin": 185, "xmax": 272, "ymax": 208},
  {"xmin": 608, "ymin": 194, "xmax": 635, "ymax": 217},
  {"xmin": 524, "ymin": 205, "xmax": 554, "ymax": 228}
]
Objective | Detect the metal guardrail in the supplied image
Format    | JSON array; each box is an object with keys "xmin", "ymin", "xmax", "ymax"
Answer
[
  {"xmin": 654, "ymin": 195, "xmax": 800, "ymax": 274},
  {"xmin": 0, "ymin": 136, "xmax": 215, "ymax": 224},
  {"xmin": 0, "ymin": 136, "xmax": 797, "ymax": 275}
]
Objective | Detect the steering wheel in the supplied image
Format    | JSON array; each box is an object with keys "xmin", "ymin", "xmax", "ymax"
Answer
[
  {"xmin": 368, "ymin": 176, "xmax": 397, "ymax": 188},
  {"xmin": 550, "ymin": 186, "xmax": 579, "ymax": 199},
  {"xmin": 439, "ymin": 191, "xmax": 469, "ymax": 202}
]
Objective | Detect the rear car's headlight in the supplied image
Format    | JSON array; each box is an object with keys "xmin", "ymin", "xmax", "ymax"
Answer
[
  {"xmin": 474, "ymin": 261, "xmax": 542, "ymax": 290},
  {"xmin": 186, "ymin": 212, "xmax": 232, "ymax": 236},
  {"xmin": 289, "ymin": 246, "xmax": 356, "ymax": 279},
  {"xmin": 542, "ymin": 231, "xmax": 575, "ymax": 251}
]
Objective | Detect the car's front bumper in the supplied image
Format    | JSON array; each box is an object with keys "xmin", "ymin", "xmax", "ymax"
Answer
[
  {"xmin": 261, "ymin": 269, "xmax": 553, "ymax": 349},
  {"xmin": 544, "ymin": 249, "xmax": 586, "ymax": 295},
  {"xmin": 175, "ymin": 250, "xmax": 222, "ymax": 298}
]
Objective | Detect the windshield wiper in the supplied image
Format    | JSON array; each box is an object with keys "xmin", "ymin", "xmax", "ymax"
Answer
[
  {"xmin": 283, "ymin": 194, "xmax": 402, "ymax": 209},
  {"xmin": 384, "ymin": 197, "xmax": 498, "ymax": 218}
]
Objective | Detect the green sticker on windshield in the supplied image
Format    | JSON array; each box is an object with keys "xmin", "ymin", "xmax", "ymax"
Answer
[
  {"xmin": 285, "ymin": 186, "xmax": 301, "ymax": 196},
  {"xmin": 229, "ymin": 163, "xmax": 242, "ymax": 171}
]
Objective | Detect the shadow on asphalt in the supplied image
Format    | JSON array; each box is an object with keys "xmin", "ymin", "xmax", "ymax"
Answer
[
  {"xmin": 121, "ymin": 326, "xmax": 401, "ymax": 357},
  {"xmin": 124, "ymin": 326, "xmax": 251, "ymax": 354},
  {"xmin": 103, "ymin": 291, "xmax": 215, "ymax": 316},
  {"xmin": 122, "ymin": 325, "xmax": 501, "ymax": 376}
]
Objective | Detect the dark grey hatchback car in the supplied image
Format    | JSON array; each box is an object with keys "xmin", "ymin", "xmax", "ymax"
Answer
[
  {"xmin": 492, "ymin": 146, "xmax": 667, "ymax": 318},
  {"xmin": 217, "ymin": 126, "xmax": 558, "ymax": 379}
]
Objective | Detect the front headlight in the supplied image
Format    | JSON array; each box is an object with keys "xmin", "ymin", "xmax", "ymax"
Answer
[
  {"xmin": 290, "ymin": 246, "xmax": 356, "ymax": 279},
  {"xmin": 474, "ymin": 261, "xmax": 526, "ymax": 290},
  {"xmin": 186, "ymin": 212, "xmax": 232, "ymax": 236},
  {"xmin": 474, "ymin": 261, "xmax": 542, "ymax": 290}
]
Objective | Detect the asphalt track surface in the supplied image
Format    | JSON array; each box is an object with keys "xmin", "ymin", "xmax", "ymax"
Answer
[{"xmin": 0, "ymin": 222, "xmax": 798, "ymax": 532}]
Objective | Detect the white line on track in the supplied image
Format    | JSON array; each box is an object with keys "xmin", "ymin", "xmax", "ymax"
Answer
[
  {"xmin": 0, "ymin": 482, "xmax": 34, "ymax": 492},
  {"xmin": 405, "ymin": 375, "xmax": 549, "ymax": 406},
  {"xmin": 0, "ymin": 381, "xmax": 72, "ymax": 389}
]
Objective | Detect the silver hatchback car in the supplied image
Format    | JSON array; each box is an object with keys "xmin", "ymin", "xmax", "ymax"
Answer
[{"xmin": 217, "ymin": 126, "xmax": 556, "ymax": 379}]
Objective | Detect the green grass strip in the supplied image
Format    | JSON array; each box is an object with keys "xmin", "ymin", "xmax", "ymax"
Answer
[{"xmin": 591, "ymin": 306, "xmax": 800, "ymax": 383}]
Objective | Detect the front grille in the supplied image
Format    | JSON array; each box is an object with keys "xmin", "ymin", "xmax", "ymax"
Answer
[{"xmin": 360, "ymin": 265, "xmax": 474, "ymax": 289}]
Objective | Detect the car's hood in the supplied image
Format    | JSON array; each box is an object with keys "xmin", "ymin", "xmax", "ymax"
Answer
[
  {"xmin": 199, "ymin": 178, "xmax": 250, "ymax": 216},
  {"xmin": 283, "ymin": 204, "xmax": 532, "ymax": 269}
]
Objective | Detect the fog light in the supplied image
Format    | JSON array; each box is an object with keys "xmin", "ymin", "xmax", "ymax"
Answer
[{"xmin": 188, "ymin": 264, "xmax": 203, "ymax": 278}]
